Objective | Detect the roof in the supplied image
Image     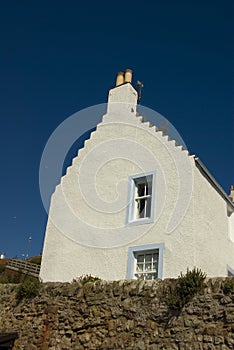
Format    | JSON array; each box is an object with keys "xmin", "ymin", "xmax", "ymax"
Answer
[{"xmin": 195, "ymin": 157, "xmax": 234, "ymax": 212}]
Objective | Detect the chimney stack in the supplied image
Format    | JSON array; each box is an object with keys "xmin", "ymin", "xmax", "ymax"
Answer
[{"xmin": 115, "ymin": 69, "xmax": 133, "ymax": 86}]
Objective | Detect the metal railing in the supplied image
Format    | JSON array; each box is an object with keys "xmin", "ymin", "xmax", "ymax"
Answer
[{"xmin": 6, "ymin": 259, "xmax": 40, "ymax": 278}]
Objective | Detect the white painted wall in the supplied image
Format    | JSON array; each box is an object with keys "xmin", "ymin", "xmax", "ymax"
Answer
[
  {"xmin": 228, "ymin": 212, "xmax": 234, "ymax": 243},
  {"xmin": 40, "ymin": 83, "xmax": 234, "ymax": 282}
]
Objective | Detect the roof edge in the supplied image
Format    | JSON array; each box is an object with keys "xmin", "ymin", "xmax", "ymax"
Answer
[{"xmin": 195, "ymin": 157, "xmax": 234, "ymax": 211}]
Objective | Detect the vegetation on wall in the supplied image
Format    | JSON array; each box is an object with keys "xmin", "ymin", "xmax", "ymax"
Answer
[
  {"xmin": 73, "ymin": 274, "xmax": 101, "ymax": 285},
  {"xmin": 223, "ymin": 278, "xmax": 234, "ymax": 295},
  {"xmin": 16, "ymin": 278, "xmax": 41, "ymax": 301},
  {"xmin": 166, "ymin": 267, "xmax": 207, "ymax": 310}
]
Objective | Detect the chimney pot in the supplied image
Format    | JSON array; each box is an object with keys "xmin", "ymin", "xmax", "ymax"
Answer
[
  {"xmin": 116, "ymin": 72, "xmax": 124, "ymax": 86},
  {"xmin": 124, "ymin": 69, "xmax": 133, "ymax": 83}
]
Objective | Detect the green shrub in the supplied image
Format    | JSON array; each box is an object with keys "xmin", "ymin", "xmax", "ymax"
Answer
[
  {"xmin": 166, "ymin": 284, "xmax": 183, "ymax": 310},
  {"xmin": 16, "ymin": 278, "xmax": 41, "ymax": 300},
  {"xmin": 166, "ymin": 268, "xmax": 207, "ymax": 310},
  {"xmin": 223, "ymin": 278, "xmax": 234, "ymax": 295},
  {"xmin": 74, "ymin": 274, "xmax": 100, "ymax": 285}
]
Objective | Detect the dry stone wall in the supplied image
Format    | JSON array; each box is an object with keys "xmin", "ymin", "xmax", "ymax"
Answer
[{"xmin": 0, "ymin": 278, "xmax": 234, "ymax": 349}]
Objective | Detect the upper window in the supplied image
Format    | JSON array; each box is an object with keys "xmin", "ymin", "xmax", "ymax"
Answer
[{"xmin": 127, "ymin": 172, "xmax": 155, "ymax": 224}]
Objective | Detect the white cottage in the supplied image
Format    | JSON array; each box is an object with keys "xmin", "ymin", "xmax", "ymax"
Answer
[{"xmin": 40, "ymin": 70, "xmax": 234, "ymax": 282}]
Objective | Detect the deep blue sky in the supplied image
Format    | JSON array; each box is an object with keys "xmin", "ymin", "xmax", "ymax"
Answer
[{"xmin": 0, "ymin": 1, "xmax": 233, "ymax": 258}]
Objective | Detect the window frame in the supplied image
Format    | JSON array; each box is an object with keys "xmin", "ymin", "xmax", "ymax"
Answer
[
  {"xmin": 227, "ymin": 265, "xmax": 234, "ymax": 276},
  {"xmin": 126, "ymin": 171, "xmax": 156, "ymax": 225},
  {"xmin": 126, "ymin": 243, "xmax": 164, "ymax": 280}
]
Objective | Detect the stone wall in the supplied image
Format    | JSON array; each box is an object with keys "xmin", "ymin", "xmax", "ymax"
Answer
[{"xmin": 0, "ymin": 278, "xmax": 234, "ymax": 349}]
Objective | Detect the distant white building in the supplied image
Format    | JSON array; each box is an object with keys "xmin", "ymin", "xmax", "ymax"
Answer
[
  {"xmin": 0, "ymin": 252, "xmax": 6, "ymax": 259},
  {"xmin": 40, "ymin": 70, "xmax": 234, "ymax": 282}
]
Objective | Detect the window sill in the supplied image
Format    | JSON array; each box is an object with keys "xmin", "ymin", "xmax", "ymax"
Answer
[{"xmin": 127, "ymin": 217, "xmax": 154, "ymax": 226}]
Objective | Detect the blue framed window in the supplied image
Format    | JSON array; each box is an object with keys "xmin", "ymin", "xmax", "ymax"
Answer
[
  {"xmin": 126, "ymin": 243, "xmax": 164, "ymax": 280},
  {"xmin": 127, "ymin": 172, "xmax": 155, "ymax": 225},
  {"xmin": 227, "ymin": 265, "xmax": 234, "ymax": 276}
]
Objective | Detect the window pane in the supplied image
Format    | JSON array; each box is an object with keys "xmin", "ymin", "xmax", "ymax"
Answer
[
  {"xmin": 136, "ymin": 263, "xmax": 144, "ymax": 272},
  {"xmin": 137, "ymin": 254, "xmax": 144, "ymax": 263},
  {"xmin": 146, "ymin": 198, "xmax": 151, "ymax": 217},
  {"xmin": 135, "ymin": 273, "xmax": 144, "ymax": 280},
  {"xmin": 153, "ymin": 253, "xmax": 158, "ymax": 261},
  {"xmin": 137, "ymin": 182, "xmax": 145, "ymax": 197},
  {"xmin": 138, "ymin": 199, "xmax": 146, "ymax": 218},
  {"xmin": 146, "ymin": 178, "xmax": 152, "ymax": 195},
  {"xmin": 145, "ymin": 263, "xmax": 152, "ymax": 271},
  {"xmin": 145, "ymin": 273, "xmax": 153, "ymax": 280},
  {"xmin": 145, "ymin": 254, "xmax": 152, "ymax": 262}
]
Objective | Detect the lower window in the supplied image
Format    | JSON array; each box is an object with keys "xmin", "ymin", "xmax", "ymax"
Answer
[
  {"xmin": 227, "ymin": 265, "xmax": 234, "ymax": 276},
  {"xmin": 126, "ymin": 243, "xmax": 164, "ymax": 280},
  {"xmin": 135, "ymin": 250, "xmax": 159, "ymax": 280}
]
